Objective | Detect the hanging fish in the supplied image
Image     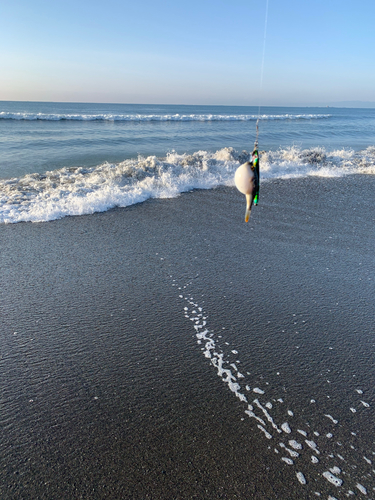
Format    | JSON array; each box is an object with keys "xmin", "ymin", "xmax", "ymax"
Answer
[{"xmin": 234, "ymin": 160, "xmax": 256, "ymax": 222}]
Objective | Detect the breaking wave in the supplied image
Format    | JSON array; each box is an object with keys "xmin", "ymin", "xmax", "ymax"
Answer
[
  {"xmin": 0, "ymin": 112, "xmax": 332, "ymax": 122},
  {"xmin": 1, "ymin": 146, "xmax": 374, "ymax": 224}
]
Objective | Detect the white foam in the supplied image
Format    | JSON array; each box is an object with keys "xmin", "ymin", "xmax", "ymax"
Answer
[
  {"xmin": 2, "ymin": 144, "xmax": 375, "ymax": 223},
  {"xmin": 325, "ymin": 414, "xmax": 338, "ymax": 424},
  {"xmin": 254, "ymin": 399, "xmax": 282, "ymax": 433},
  {"xmin": 261, "ymin": 145, "xmax": 375, "ymax": 180},
  {"xmin": 253, "ymin": 387, "xmax": 265, "ymax": 394},
  {"xmin": 281, "ymin": 422, "xmax": 291, "ymax": 434},
  {"xmin": 257, "ymin": 424, "xmax": 273, "ymax": 440},
  {"xmin": 330, "ymin": 467, "xmax": 341, "ymax": 475},
  {"xmin": 0, "ymin": 148, "xmax": 240, "ymax": 223},
  {"xmin": 356, "ymin": 483, "xmax": 367, "ymax": 495},
  {"xmin": 322, "ymin": 471, "xmax": 343, "ymax": 487},
  {"xmin": 177, "ymin": 285, "xmax": 375, "ymax": 498},
  {"xmin": 305, "ymin": 440, "xmax": 320, "ymax": 454},
  {"xmin": 289, "ymin": 440, "xmax": 302, "ymax": 450},
  {"xmin": 0, "ymin": 111, "xmax": 332, "ymax": 122},
  {"xmin": 279, "ymin": 443, "xmax": 299, "ymax": 458},
  {"xmin": 296, "ymin": 472, "xmax": 307, "ymax": 485}
]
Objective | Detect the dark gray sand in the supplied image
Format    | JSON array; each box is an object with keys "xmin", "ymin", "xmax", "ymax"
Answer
[{"xmin": 1, "ymin": 176, "xmax": 374, "ymax": 499}]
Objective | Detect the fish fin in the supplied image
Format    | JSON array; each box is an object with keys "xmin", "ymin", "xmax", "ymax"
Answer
[{"xmin": 245, "ymin": 207, "xmax": 251, "ymax": 222}]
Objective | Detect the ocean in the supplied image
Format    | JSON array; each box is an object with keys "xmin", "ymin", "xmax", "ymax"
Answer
[{"xmin": 0, "ymin": 101, "xmax": 374, "ymax": 224}]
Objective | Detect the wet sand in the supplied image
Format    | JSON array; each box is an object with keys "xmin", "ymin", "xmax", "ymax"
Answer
[{"xmin": 1, "ymin": 175, "xmax": 374, "ymax": 499}]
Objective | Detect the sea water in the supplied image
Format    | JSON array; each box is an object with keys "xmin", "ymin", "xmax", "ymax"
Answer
[
  {"xmin": 2, "ymin": 103, "xmax": 375, "ymax": 498},
  {"xmin": 0, "ymin": 101, "xmax": 374, "ymax": 223}
]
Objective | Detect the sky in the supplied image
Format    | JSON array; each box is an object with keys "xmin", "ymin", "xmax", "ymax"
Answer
[{"xmin": 1, "ymin": 0, "xmax": 375, "ymax": 106}]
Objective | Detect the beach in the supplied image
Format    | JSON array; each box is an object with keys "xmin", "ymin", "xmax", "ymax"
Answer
[{"xmin": 1, "ymin": 175, "xmax": 374, "ymax": 499}]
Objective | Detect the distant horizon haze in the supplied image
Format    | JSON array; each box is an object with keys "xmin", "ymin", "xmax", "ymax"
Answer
[{"xmin": 1, "ymin": 100, "xmax": 375, "ymax": 109}]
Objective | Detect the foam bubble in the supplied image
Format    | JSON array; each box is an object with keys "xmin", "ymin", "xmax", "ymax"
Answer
[
  {"xmin": 305, "ymin": 440, "xmax": 320, "ymax": 454},
  {"xmin": 322, "ymin": 471, "xmax": 342, "ymax": 487},
  {"xmin": 281, "ymin": 423, "xmax": 291, "ymax": 434},
  {"xmin": 329, "ymin": 467, "xmax": 341, "ymax": 475},
  {"xmin": 356, "ymin": 483, "xmax": 367, "ymax": 495},
  {"xmin": 289, "ymin": 440, "xmax": 302, "ymax": 450},
  {"xmin": 279, "ymin": 443, "xmax": 299, "ymax": 458},
  {"xmin": 296, "ymin": 472, "xmax": 306, "ymax": 485},
  {"xmin": 253, "ymin": 387, "xmax": 265, "ymax": 395},
  {"xmin": 257, "ymin": 424, "xmax": 273, "ymax": 440},
  {"xmin": 325, "ymin": 414, "xmax": 338, "ymax": 424}
]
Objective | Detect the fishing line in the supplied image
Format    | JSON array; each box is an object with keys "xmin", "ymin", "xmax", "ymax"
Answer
[{"xmin": 254, "ymin": 0, "xmax": 269, "ymax": 148}]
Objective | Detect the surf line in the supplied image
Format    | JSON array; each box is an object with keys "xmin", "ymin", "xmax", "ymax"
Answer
[{"xmin": 169, "ymin": 276, "xmax": 375, "ymax": 497}]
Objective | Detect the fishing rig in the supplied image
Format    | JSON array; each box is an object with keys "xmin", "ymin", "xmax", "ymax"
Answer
[
  {"xmin": 253, "ymin": 0, "xmax": 269, "ymax": 152},
  {"xmin": 234, "ymin": 0, "xmax": 268, "ymax": 220},
  {"xmin": 251, "ymin": 0, "xmax": 268, "ymax": 206}
]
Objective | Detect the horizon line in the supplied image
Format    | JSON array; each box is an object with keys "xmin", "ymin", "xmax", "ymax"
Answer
[{"xmin": 1, "ymin": 99, "xmax": 375, "ymax": 109}]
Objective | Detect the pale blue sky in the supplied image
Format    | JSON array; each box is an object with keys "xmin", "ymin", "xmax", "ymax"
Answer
[{"xmin": 1, "ymin": 0, "xmax": 374, "ymax": 105}]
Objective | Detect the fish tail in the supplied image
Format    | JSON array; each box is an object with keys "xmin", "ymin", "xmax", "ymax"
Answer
[{"xmin": 245, "ymin": 194, "xmax": 253, "ymax": 222}]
